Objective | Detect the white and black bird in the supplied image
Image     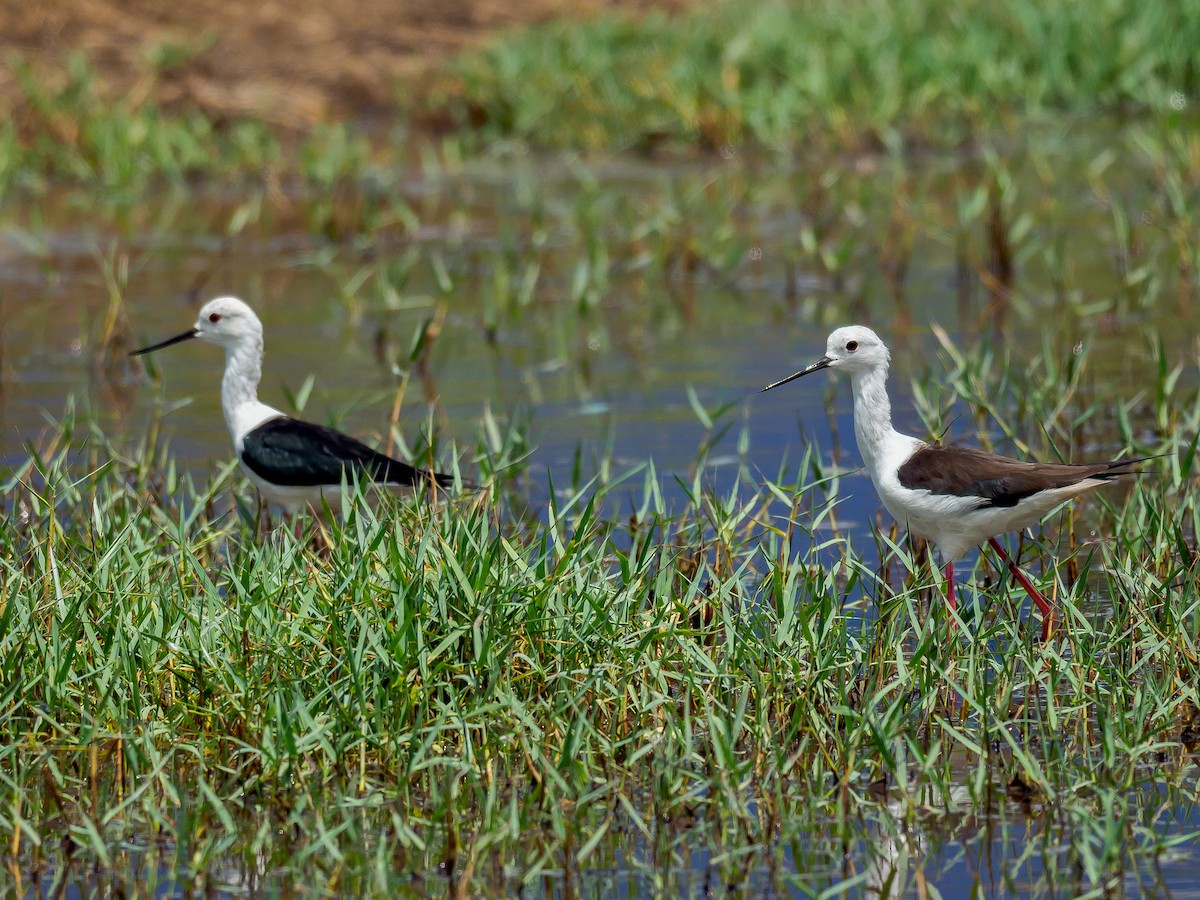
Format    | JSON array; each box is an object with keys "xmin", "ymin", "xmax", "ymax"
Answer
[
  {"xmin": 132, "ymin": 296, "xmax": 453, "ymax": 513},
  {"xmin": 763, "ymin": 325, "xmax": 1147, "ymax": 640}
]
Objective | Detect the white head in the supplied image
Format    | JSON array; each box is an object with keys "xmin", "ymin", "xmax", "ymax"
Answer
[
  {"xmin": 132, "ymin": 295, "xmax": 264, "ymax": 357},
  {"xmin": 761, "ymin": 324, "xmax": 890, "ymax": 392},
  {"xmin": 191, "ymin": 296, "xmax": 263, "ymax": 351}
]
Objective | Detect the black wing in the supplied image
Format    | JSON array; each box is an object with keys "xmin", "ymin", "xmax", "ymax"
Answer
[
  {"xmin": 896, "ymin": 444, "xmax": 1143, "ymax": 509},
  {"xmin": 240, "ymin": 416, "xmax": 453, "ymax": 488}
]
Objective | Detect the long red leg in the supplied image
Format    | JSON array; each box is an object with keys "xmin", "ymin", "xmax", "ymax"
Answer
[
  {"xmin": 988, "ymin": 537, "xmax": 1054, "ymax": 641},
  {"xmin": 944, "ymin": 560, "xmax": 956, "ymax": 612},
  {"xmin": 942, "ymin": 559, "xmax": 959, "ymax": 634}
]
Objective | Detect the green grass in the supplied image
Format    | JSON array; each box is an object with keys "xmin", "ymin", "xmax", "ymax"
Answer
[
  {"xmin": 0, "ymin": 53, "xmax": 378, "ymax": 198},
  {"xmin": 15, "ymin": 112, "xmax": 1195, "ymax": 399},
  {"xmin": 2, "ymin": 332, "xmax": 1199, "ymax": 893},
  {"xmin": 3, "ymin": 0, "xmax": 1199, "ymax": 196},
  {"xmin": 423, "ymin": 0, "xmax": 1200, "ymax": 150},
  {"xmin": 1, "ymin": 53, "xmax": 275, "ymax": 194},
  {"xmin": 5, "ymin": 7, "xmax": 1200, "ymax": 887}
]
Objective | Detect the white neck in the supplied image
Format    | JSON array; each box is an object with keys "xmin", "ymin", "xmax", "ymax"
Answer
[
  {"xmin": 221, "ymin": 336, "xmax": 282, "ymax": 446},
  {"xmin": 849, "ymin": 364, "xmax": 901, "ymax": 480}
]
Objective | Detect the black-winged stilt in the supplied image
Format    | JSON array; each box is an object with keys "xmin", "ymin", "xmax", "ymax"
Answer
[
  {"xmin": 762, "ymin": 325, "xmax": 1147, "ymax": 640},
  {"xmin": 132, "ymin": 296, "xmax": 453, "ymax": 514}
]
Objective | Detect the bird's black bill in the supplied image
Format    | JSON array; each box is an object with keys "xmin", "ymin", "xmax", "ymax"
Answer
[
  {"xmin": 760, "ymin": 355, "xmax": 833, "ymax": 392},
  {"xmin": 130, "ymin": 327, "xmax": 199, "ymax": 356}
]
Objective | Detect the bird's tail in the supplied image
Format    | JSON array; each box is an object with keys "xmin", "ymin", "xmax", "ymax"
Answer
[
  {"xmin": 427, "ymin": 468, "xmax": 458, "ymax": 490},
  {"xmin": 1092, "ymin": 453, "xmax": 1167, "ymax": 480}
]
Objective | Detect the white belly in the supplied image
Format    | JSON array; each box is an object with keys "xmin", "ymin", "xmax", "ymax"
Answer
[
  {"xmin": 240, "ymin": 461, "xmax": 343, "ymax": 513},
  {"xmin": 876, "ymin": 477, "xmax": 1108, "ymax": 561}
]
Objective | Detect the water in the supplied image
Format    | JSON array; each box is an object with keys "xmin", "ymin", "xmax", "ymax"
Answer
[
  {"xmin": 4, "ymin": 130, "xmax": 1198, "ymax": 895},
  {"xmin": 4, "ymin": 195, "xmax": 800, "ymax": 477},
  {"xmin": 10, "ymin": 774, "xmax": 1200, "ymax": 896},
  {"xmin": 4, "ymin": 135, "xmax": 1182, "ymax": 508}
]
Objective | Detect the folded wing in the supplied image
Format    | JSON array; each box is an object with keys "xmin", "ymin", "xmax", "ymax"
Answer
[
  {"xmin": 897, "ymin": 444, "xmax": 1144, "ymax": 509},
  {"xmin": 240, "ymin": 416, "xmax": 453, "ymax": 488}
]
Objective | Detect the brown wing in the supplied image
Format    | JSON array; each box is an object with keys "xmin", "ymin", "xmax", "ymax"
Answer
[{"xmin": 896, "ymin": 444, "xmax": 1143, "ymax": 509}]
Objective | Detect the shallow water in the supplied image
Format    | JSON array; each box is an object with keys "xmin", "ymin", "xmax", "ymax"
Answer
[
  {"xmin": 3, "ymin": 157, "xmax": 788, "ymax": 457},
  {"xmin": 2, "ymin": 131, "xmax": 1188, "ymax": 512},
  {"xmin": 4, "ymin": 127, "xmax": 1199, "ymax": 895},
  {"xmin": 10, "ymin": 765, "xmax": 1200, "ymax": 896}
]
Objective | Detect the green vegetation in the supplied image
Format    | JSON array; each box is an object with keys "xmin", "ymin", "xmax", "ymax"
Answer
[
  {"xmin": 3, "ymin": 0, "xmax": 1199, "ymax": 195},
  {"xmin": 2, "ymin": 324, "xmax": 1199, "ymax": 892},
  {"xmin": 5, "ymin": 0, "xmax": 1200, "ymax": 892},
  {"xmin": 1, "ymin": 54, "xmax": 276, "ymax": 194},
  {"xmin": 0, "ymin": 53, "xmax": 380, "ymax": 197},
  {"xmin": 425, "ymin": 0, "xmax": 1200, "ymax": 149}
]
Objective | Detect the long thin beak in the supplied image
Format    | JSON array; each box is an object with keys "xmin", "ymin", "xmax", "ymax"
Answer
[
  {"xmin": 130, "ymin": 327, "xmax": 199, "ymax": 356},
  {"xmin": 761, "ymin": 356, "xmax": 833, "ymax": 392}
]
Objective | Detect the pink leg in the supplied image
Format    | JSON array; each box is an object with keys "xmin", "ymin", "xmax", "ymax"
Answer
[
  {"xmin": 293, "ymin": 516, "xmax": 303, "ymax": 540},
  {"xmin": 988, "ymin": 537, "xmax": 1054, "ymax": 641},
  {"xmin": 943, "ymin": 559, "xmax": 959, "ymax": 634}
]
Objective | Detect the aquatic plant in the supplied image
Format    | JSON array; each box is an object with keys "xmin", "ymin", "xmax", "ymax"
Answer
[
  {"xmin": 423, "ymin": 0, "xmax": 1200, "ymax": 151},
  {"xmin": 1, "ymin": 325, "xmax": 1197, "ymax": 893}
]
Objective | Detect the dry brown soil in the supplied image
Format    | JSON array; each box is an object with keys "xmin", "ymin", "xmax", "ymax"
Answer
[{"xmin": 0, "ymin": 0, "xmax": 687, "ymax": 129}]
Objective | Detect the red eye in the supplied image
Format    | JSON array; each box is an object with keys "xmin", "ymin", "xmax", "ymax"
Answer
[
  {"xmin": 209, "ymin": 313, "xmax": 222, "ymax": 323},
  {"xmin": 846, "ymin": 340, "xmax": 859, "ymax": 351}
]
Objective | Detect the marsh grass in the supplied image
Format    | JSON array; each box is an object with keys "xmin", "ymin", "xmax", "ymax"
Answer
[
  {"xmin": 24, "ymin": 112, "xmax": 1196, "ymax": 457},
  {"xmin": 3, "ymin": 52, "xmax": 279, "ymax": 195},
  {"xmin": 5, "ymin": 0, "xmax": 1200, "ymax": 198},
  {"xmin": 2, "ymin": 325, "xmax": 1199, "ymax": 894},
  {"xmin": 422, "ymin": 0, "xmax": 1200, "ymax": 151},
  {"xmin": 6, "ymin": 9, "xmax": 1200, "ymax": 890}
]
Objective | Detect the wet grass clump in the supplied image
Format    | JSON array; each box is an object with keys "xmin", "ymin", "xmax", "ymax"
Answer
[
  {"xmin": 2, "ymin": 333, "xmax": 1200, "ymax": 894},
  {"xmin": 5, "ymin": 0, "xmax": 1199, "ymax": 197},
  {"xmin": 2, "ymin": 53, "xmax": 274, "ymax": 194},
  {"xmin": 0, "ymin": 53, "xmax": 380, "ymax": 197},
  {"xmin": 6, "ymin": 31, "xmax": 1200, "ymax": 889},
  {"xmin": 422, "ymin": 0, "xmax": 1200, "ymax": 150}
]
